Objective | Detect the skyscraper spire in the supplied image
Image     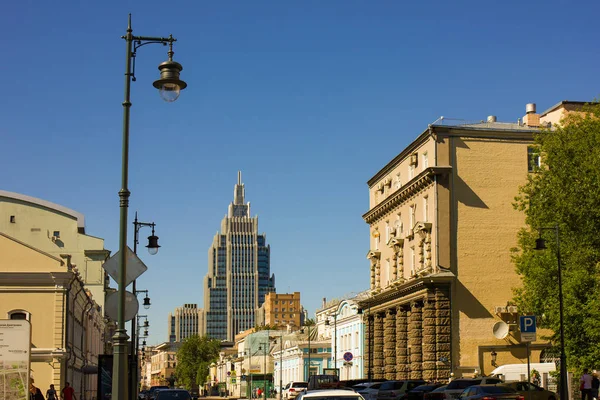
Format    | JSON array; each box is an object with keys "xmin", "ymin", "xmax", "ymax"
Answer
[{"xmin": 234, "ymin": 170, "xmax": 245, "ymax": 205}]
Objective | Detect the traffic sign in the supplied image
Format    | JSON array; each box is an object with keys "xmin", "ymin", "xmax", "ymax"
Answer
[
  {"xmin": 343, "ymin": 352, "xmax": 353, "ymax": 362},
  {"xmin": 519, "ymin": 315, "xmax": 536, "ymax": 342},
  {"xmin": 102, "ymin": 246, "xmax": 148, "ymax": 287}
]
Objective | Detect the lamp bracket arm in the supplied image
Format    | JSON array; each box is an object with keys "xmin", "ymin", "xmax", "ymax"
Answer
[{"xmin": 127, "ymin": 37, "xmax": 173, "ymax": 82}]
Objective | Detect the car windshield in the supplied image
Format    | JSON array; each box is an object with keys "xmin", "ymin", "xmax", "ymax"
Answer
[
  {"xmin": 156, "ymin": 391, "xmax": 191, "ymax": 400},
  {"xmin": 380, "ymin": 382, "xmax": 400, "ymax": 390},
  {"xmin": 480, "ymin": 387, "xmax": 516, "ymax": 394},
  {"xmin": 431, "ymin": 386, "xmax": 447, "ymax": 393},
  {"xmin": 448, "ymin": 381, "xmax": 481, "ymax": 390}
]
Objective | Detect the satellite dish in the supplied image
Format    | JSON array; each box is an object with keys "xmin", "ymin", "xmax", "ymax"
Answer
[
  {"xmin": 105, "ymin": 291, "xmax": 139, "ymax": 322},
  {"xmin": 493, "ymin": 321, "xmax": 509, "ymax": 339}
]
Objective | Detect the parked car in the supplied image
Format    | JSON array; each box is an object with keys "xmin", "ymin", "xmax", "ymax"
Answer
[
  {"xmin": 500, "ymin": 382, "xmax": 557, "ymax": 400},
  {"xmin": 443, "ymin": 378, "xmax": 504, "ymax": 400},
  {"xmin": 154, "ymin": 389, "xmax": 192, "ymax": 400},
  {"xmin": 308, "ymin": 375, "xmax": 344, "ymax": 391},
  {"xmin": 353, "ymin": 382, "xmax": 385, "ymax": 400},
  {"xmin": 139, "ymin": 390, "xmax": 148, "ymax": 400},
  {"xmin": 406, "ymin": 384, "xmax": 445, "ymax": 400},
  {"xmin": 147, "ymin": 386, "xmax": 170, "ymax": 400},
  {"xmin": 377, "ymin": 380, "xmax": 427, "ymax": 400},
  {"xmin": 423, "ymin": 385, "xmax": 447, "ymax": 400},
  {"xmin": 296, "ymin": 389, "xmax": 366, "ymax": 400},
  {"xmin": 284, "ymin": 382, "xmax": 309, "ymax": 399},
  {"xmin": 457, "ymin": 385, "xmax": 523, "ymax": 400}
]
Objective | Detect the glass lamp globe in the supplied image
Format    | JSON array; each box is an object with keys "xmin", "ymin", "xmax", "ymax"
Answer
[{"xmin": 159, "ymin": 83, "xmax": 181, "ymax": 102}]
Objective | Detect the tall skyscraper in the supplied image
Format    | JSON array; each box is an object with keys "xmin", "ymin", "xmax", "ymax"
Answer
[
  {"xmin": 168, "ymin": 304, "xmax": 204, "ymax": 342},
  {"xmin": 203, "ymin": 172, "xmax": 276, "ymax": 341}
]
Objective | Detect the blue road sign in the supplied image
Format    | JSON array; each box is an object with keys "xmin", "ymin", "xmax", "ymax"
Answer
[
  {"xmin": 520, "ymin": 316, "xmax": 536, "ymax": 342},
  {"xmin": 520, "ymin": 316, "xmax": 536, "ymax": 333}
]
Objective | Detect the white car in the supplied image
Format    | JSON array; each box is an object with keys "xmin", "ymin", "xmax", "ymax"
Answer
[
  {"xmin": 296, "ymin": 389, "xmax": 366, "ymax": 400},
  {"xmin": 284, "ymin": 382, "xmax": 309, "ymax": 400}
]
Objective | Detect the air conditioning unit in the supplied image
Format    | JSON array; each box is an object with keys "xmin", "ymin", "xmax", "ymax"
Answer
[
  {"xmin": 409, "ymin": 153, "xmax": 418, "ymax": 166},
  {"xmin": 507, "ymin": 306, "xmax": 518, "ymax": 313},
  {"xmin": 494, "ymin": 306, "xmax": 507, "ymax": 314}
]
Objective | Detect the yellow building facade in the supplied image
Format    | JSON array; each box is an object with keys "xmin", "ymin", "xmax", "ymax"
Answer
[
  {"xmin": 0, "ymin": 191, "xmax": 109, "ymax": 398},
  {"xmin": 0, "ymin": 233, "xmax": 105, "ymax": 398},
  {"xmin": 360, "ymin": 106, "xmax": 558, "ymax": 380},
  {"xmin": 257, "ymin": 292, "xmax": 302, "ymax": 329}
]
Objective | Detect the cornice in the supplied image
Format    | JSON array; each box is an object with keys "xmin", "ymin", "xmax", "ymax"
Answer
[
  {"xmin": 358, "ymin": 271, "xmax": 455, "ymax": 310},
  {"xmin": 363, "ymin": 166, "xmax": 452, "ymax": 224},
  {"xmin": 0, "ymin": 271, "xmax": 74, "ymax": 286}
]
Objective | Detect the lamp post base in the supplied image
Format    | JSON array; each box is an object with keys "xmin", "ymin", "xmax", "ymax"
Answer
[{"xmin": 112, "ymin": 329, "xmax": 131, "ymax": 400}]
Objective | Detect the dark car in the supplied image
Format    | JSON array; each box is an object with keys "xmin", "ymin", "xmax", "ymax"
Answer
[
  {"xmin": 500, "ymin": 382, "xmax": 556, "ymax": 400},
  {"xmin": 424, "ymin": 385, "xmax": 447, "ymax": 400},
  {"xmin": 154, "ymin": 389, "xmax": 192, "ymax": 400},
  {"xmin": 406, "ymin": 384, "xmax": 445, "ymax": 400},
  {"xmin": 458, "ymin": 385, "xmax": 522, "ymax": 400},
  {"xmin": 147, "ymin": 386, "xmax": 170, "ymax": 400},
  {"xmin": 443, "ymin": 379, "xmax": 504, "ymax": 400},
  {"xmin": 353, "ymin": 382, "xmax": 385, "ymax": 400},
  {"xmin": 377, "ymin": 380, "xmax": 427, "ymax": 400}
]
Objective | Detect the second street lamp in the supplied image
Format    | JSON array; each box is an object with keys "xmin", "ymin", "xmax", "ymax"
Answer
[
  {"xmin": 131, "ymin": 213, "xmax": 159, "ymax": 400},
  {"xmin": 113, "ymin": 14, "xmax": 185, "ymax": 400}
]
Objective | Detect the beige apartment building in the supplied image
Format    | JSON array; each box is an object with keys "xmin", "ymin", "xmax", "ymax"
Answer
[
  {"xmin": 359, "ymin": 102, "xmax": 583, "ymax": 381},
  {"xmin": 256, "ymin": 292, "xmax": 301, "ymax": 329},
  {"xmin": 150, "ymin": 342, "xmax": 178, "ymax": 386}
]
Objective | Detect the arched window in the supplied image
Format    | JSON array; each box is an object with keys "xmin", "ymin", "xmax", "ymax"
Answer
[{"xmin": 8, "ymin": 309, "xmax": 30, "ymax": 320}]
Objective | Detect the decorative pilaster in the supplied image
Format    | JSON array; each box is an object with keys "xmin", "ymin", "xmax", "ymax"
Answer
[
  {"xmin": 425, "ymin": 232, "xmax": 433, "ymax": 272},
  {"xmin": 395, "ymin": 305, "xmax": 409, "ymax": 380},
  {"xmin": 367, "ymin": 250, "xmax": 381, "ymax": 290},
  {"xmin": 384, "ymin": 308, "xmax": 396, "ymax": 379},
  {"xmin": 422, "ymin": 294, "xmax": 437, "ymax": 380},
  {"xmin": 373, "ymin": 313, "xmax": 384, "ymax": 379},
  {"xmin": 409, "ymin": 301, "xmax": 423, "ymax": 379},
  {"xmin": 364, "ymin": 315, "xmax": 373, "ymax": 378},
  {"xmin": 370, "ymin": 262, "xmax": 376, "ymax": 289},
  {"xmin": 375, "ymin": 259, "xmax": 381, "ymax": 289},
  {"xmin": 435, "ymin": 288, "xmax": 451, "ymax": 380},
  {"xmin": 398, "ymin": 246, "xmax": 405, "ymax": 281}
]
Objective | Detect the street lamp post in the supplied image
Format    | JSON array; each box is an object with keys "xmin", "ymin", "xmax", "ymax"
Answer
[
  {"xmin": 131, "ymin": 213, "xmax": 158, "ymax": 400},
  {"xmin": 258, "ymin": 342, "xmax": 269, "ymax": 400},
  {"xmin": 274, "ymin": 333, "xmax": 284, "ymax": 399},
  {"xmin": 113, "ymin": 14, "xmax": 186, "ymax": 400},
  {"xmin": 325, "ymin": 312, "xmax": 338, "ymax": 375},
  {"xmin": 534, "ymin": 225, "xmax": 567, "ymax": 400}
]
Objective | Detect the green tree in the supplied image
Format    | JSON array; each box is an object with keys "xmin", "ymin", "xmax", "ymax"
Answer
[
  {"xmin": 175, "ymin": 335, "xmax": 221, "ymax": 390},
  {"xmin": 512, "ymin": 102, "xmax": 600, "ymax": 373}
]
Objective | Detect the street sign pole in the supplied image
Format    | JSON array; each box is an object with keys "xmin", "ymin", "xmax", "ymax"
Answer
[{"xmin": 520, "ymin": 315, "xmax": 536, "ymax": 400}]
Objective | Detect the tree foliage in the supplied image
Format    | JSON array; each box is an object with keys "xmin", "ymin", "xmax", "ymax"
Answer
[
  {"xmin": 512, "ymin": 102, "xmax": 600, "ymax": 373},
  {"xmin": 175, "ymin": 335, "xmax": 221, "ymax": 390}
]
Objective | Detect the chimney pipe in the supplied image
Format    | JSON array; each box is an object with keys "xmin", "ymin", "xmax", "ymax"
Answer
[
  {"xmin": 487, "ymin": 115, "xmax": 497, "ymax": 123},
  {"xmin": 526, "ymin": 103, "xmax": 536, "ymax": 114},
  {"xmin": 322, "ymin": 298, "xmax": 326, "ymax": 308}
]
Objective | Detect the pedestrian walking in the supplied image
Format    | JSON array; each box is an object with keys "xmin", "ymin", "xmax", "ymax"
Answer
[
  {"xmin": 60, "ymin": 382, "xmax": 77, "ymax": 400},
  {"xmin": 581, "ymin": 369, "xmax": 593, "ymax": 400},
  {"xmin": 46, "ymin": 384, "xmax": 57, "ymax": 400},
  {"xmin": 591, "ymin": 373, "xmax": 599, "ymax": 400}
]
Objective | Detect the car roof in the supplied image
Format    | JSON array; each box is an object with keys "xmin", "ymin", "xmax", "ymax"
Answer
[{"xmin": 301, "ymin": 389, "xmax": 362, "ymax": 396}]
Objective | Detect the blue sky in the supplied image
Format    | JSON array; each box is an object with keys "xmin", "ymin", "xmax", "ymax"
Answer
[{"xmin": 2, "ymin": 0, "xmax": 598, "ymax": 345}]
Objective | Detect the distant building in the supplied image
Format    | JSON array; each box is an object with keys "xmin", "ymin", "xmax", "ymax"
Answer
[
  {"xmin": 359, "ymin": 102, "xmax": 584, "ymax": 380},
  {"xmin": 168, "ymin": 303, "xmax": 204, "ymax": 342},
  {"xmin": 202, "ymin": 172, "xmax": 276, "ymax": 341},
  {"xmin": 256, "ymin": 292, "xmax": 302, "ymax": 329},
  {"xmin": 151, "ymin": 342, "xmax": 179, "ymax": 386}
]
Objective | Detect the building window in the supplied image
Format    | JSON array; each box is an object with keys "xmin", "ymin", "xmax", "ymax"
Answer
[
  {"xmin": 410, "ymin": 205, "xmax": 415, "ymax": 229},
  {"xmin": 8, "ymin": 310, "xmax": 30, "ymax": 320},
  {"xmin": 395, "ymin": 173, "xmax": 401, "ymax": 189},
  {"xmin": 423, "ymin": 152, "xmax": 429, "ymax": 168},
  {"xmin": 528, "ymin": 146, "xmax": 541, "ymax": 172},
  {"xmin": 423, "ymin": 196, "xmax": 429, "ymax": 222},
  {"xmin": 411, "ymin": 247, "xmax": 416, "ymax": 275},
  {"xmin": 396, "ymin": 214, "xmax": 403, "ymax": 235},
  {"xmin": 409, "ymin": 164, "xmax": 414, "ymax": 179}
]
